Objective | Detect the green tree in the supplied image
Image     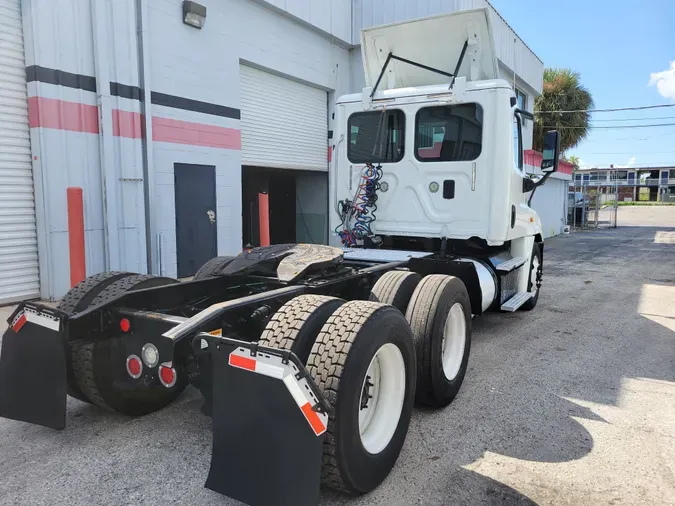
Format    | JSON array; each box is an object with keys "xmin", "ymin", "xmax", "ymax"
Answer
[
  {"xmin": 567, "ymin": 155, "xmax": 581, "ymax": 170},
  {"xmin": 534, "ymin": 68, "xmax": 593, "ymax": 153}
]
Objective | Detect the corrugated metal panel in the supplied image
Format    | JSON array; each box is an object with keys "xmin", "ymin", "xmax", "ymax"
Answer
[
  {"xmin": 530, "ymin": 178, "xmax": 566, "ymax": 238},
  {"xmin": 240, "ymin": 65, "xmax": 328, "ymax": 171},
  {"xmin": 0, "ymin": 0, "xmax": 39, "ymax": 303},
  {"xmin": 352, "ymin": 0, "xmax": 543, "ymax": 94},
  {"xmin": 256, "ymin": 0, "xmax": 352, "ymax": 43}
]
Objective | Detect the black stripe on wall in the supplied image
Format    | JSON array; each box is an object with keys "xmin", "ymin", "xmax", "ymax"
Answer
[
  {"xmin": 110, "ymin": 82, "xmax": 142, "ymax": 101},
  {"xmin": 26, "ymin": 64, "xmax": 241, "ymax": 120},
  {"xmin": 328, "ymin": 130, "xmax": 333, "ymax": 139},
  {"xmin": 150, "ymin": 91, "xmax": 240, "ymax": 120},
  {"xmin": 26, "ymin": 65, "xmax": 96, "ymax": 92}
]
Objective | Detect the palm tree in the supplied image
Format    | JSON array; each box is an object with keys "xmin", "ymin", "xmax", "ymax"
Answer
[
  {"xmin": 567, "ymin": 155, "xmax": 581, "ymax": 170},
  {"xmin": 534, "ymin": 69, "xmax": 594, "ymax": 153}
]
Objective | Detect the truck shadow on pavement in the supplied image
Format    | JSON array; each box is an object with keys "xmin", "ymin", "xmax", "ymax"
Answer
[{"xmin": 2, "ymin": 223, "xmax": 673, "ymax": 505}]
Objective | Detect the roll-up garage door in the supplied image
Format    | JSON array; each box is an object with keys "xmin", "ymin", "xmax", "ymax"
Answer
[
  {"xmin": 0, "ymin": 0, "xmax": 40, "ymax": 303},
  {"xmin": 240, "ymin": 65, "xmax": 327, "ymax": 171}
]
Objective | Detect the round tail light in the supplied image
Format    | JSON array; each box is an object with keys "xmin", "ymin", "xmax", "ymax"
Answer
[
  {"xmin": 141, "ymin": 343, "xmax": 159, "ymax": 368},
  {"xmin": 126, "ymin": 355, "xmax": 142, "ymax": 379},
  {"xmin": 158, "ymin": 363, "xmax": 177, "ymax": 388},
  {"xmin": 120, "ymin": 318, "xmax": 131, "ymax": 332}
]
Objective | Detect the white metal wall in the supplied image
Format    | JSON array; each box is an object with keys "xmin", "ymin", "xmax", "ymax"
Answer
[
  {"xmin": 240, "ymin": 65, "xmax": 327, "ymax": 171},
  {"xmin": 531, "ymin": 178, "xmax": 567, "ymax": 238},
  {"xmin": 0, "ymin": 0, "xmax": 39, "ymax": 303},
  {"xmin": 257, "ymin": 0, "xmax": 352, "ymax": 43}
]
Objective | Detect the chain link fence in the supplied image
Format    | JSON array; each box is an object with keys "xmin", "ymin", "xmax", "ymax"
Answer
[{"xmin": 568, "ymin": 183, "xmax": 618, "ymax": 229}]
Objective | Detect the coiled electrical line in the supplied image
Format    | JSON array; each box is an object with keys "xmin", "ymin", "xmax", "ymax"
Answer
[{"xmin": 336, "ymin": 163, "xmax": 383, "ymax": 247}]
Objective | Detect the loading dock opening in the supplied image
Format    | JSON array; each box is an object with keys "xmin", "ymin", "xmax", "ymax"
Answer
[{"xmin": 242, "ymin": 166, "xmax": 328, "ymax": 248}]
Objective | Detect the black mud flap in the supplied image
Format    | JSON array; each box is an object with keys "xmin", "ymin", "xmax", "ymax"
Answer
[
  {"xmin": 201, "ymin": 335, "xmax": 332, "ymax": 506},
  {"xmin": 0, "ymin": 304, "xmax": 67, "ymax": 430}
]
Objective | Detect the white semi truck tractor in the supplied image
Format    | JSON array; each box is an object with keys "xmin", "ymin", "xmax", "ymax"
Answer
[
  {"xmin": 0, "ymin": 8, "xmax": 561, "ymax": 506},
  {"xmin": 333, "ymin": 8, "xmax": 559, "ymax": 317}
]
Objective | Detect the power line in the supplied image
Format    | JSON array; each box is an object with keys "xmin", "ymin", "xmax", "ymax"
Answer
[
  {"xmin": 543, "ymin": 123, "xmax": 675, "ymax": 129},
  {"xmin": 591, "ymin": 115, "xmax": 675, "ymax": 122},
  {"xmin": 614, "ymin": 131, "xmax": 675, "ymax": 141},
  {"xmin": 536, "ymin": 103, "xmax": 675, "ymax": 114},
  {"xmin": 573, "ymin": 151, "xmax": 675, "ymax": 155}
]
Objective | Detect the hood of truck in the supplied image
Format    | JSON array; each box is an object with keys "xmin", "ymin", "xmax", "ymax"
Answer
[{"xmin": 360, "ymin": 8, "xmax": 498, "ymax": 90}]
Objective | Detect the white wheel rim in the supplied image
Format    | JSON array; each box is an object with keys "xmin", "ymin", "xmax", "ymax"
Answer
[
  {"xmin": 441, "ymin": 303, "xmax": 466, "ymax": 381},
  {"xmin": 359, "ymin": 343, "xmax": 406, "ymax": 454},
  {"xmin": 530, "ymin": 256, "xmax": 540, "ymax": 294}
]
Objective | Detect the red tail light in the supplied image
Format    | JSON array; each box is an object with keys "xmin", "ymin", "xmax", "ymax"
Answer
[
  {"xmin": 159, "ymin": 363, "xmax": 177, "ymax": 388},
  {"xmin": 126, "ymin": 355, "xmax": 142, "ymax": 378},
  {"xmin": 120, "ymin": 318, "xmax": 131, "ymax": 332}
]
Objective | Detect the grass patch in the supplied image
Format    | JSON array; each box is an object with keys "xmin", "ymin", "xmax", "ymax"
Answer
[{"xmin": 604, "ymin": 201, "xmax": 675, "ymax": 206}]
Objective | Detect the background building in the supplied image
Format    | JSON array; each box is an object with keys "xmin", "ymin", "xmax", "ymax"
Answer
[
  {"xmin": 572, "ymin": 166, "xmax": 675, "ymax": 202},
  {"xmin": 0, "ymin": 0, "xmax": 550, "ymax": 302}
]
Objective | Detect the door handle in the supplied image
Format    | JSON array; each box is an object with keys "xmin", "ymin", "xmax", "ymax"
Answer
[{"xmin": 207, "ymin": 210, "xmax": 216, "ymax": 224}]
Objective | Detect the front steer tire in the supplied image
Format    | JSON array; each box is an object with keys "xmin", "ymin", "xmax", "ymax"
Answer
[
  {"xmin": 405, "ymin": 274, "xmax": 472, "ymax": 408},
  {"xmin": 70, "ymin": 274, "xmax": 187, "ymax": 416},
  {"xmin": 307, "ymin": 301, "xmax": 416, "ymax": 495},
  {"xmin": 520, "ymin": 245, "xmax": 542, "ymax": 311}
]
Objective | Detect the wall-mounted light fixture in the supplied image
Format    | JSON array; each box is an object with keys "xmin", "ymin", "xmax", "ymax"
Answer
[{"xmin": 183, "ymin": 1, "xmax": 207, "ymax": 29}]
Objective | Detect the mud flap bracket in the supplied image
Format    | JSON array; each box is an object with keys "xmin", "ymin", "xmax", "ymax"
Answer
[{"xmin": 202, "ymin": 335, "xmax": 331, "ymax": 506}]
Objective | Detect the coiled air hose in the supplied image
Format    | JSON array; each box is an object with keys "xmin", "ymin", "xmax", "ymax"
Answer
[{"xmin": 336, "ymin": 163, "xmax": 383, "ymax": 247}]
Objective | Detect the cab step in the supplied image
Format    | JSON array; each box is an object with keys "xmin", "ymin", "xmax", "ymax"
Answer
[
  {"xmin": 500, "ymin": 292, "xmax": 533, "ymax": 312},
  {"xmin": 495, "ymin": 256, "xmax": 527, "ymax": 273}
]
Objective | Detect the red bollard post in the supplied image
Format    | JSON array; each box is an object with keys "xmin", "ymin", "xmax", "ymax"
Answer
[
  {"xmin": 258, "ymin": 192, "xmax": 270, "ymax": 247},
  {"xmin": 67, "ymin": 187, "xmax": 86, "ymax": 287}
]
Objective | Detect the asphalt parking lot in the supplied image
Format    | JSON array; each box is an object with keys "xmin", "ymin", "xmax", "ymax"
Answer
[{"xmin": 1, "ymin": 206, "xmax": 674, "ymax": 505}]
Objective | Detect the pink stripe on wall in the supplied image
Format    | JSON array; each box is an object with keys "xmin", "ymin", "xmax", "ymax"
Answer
[
  {"xmin": 112, "ymin": 109, "xmax": 143, "ymax": 139},
  {"xmin": 153, "ymin": 117, "xmax": 241, "ymax": 150},
  {"xmin": 524, "ymin": 149, "xmax": 573, "ymax": 175},
  {"xmin": 28, "ymin": 96, "xmax": 99, "ymax": 134},
  {"xmin": 27, "ymin": 96, "xmax": 241, "ymax": 150}
]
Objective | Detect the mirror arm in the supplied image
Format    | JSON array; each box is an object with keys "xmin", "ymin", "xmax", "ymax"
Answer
[
  {"xmin": 527, "ymin": 171, "xmax": 554, "ymax": 206},
  {"xmin": 515, "ymin": 108, "xmax": 534, "ymax": 121}
]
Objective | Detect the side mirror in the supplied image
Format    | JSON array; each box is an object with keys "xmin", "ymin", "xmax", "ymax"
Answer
[{"xmin": 541, "ymin": 130, "xmax": 560, "ymax": 173}]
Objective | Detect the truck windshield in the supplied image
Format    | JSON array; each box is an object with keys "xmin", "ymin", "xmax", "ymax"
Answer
[
  {"xmin": 348, "ymin": 110, "xmax": 405, "ymax": 164},
  {"xmin": 415, "ymin": 103, "xmax": 483, "ymax": 162}
]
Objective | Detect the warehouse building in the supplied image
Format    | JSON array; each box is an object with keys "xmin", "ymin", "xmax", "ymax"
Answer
[{"xmin": 0, "ymin": 0, "xmax": 547, "ymax": 302}]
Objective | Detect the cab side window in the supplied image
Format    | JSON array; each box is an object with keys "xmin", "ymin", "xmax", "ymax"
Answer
[
  {"xmin": 415, "ymin": 104, "xmax": 483, "ymax": 162},
  {"xmin": 347, "ymin": 110, "xmax": 405, "ymax": 164}
]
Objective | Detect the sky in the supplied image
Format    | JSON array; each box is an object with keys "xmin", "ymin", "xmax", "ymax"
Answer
[{"xmin": 489, "ymin": 0, "xmax": 675, "ymax": 171}]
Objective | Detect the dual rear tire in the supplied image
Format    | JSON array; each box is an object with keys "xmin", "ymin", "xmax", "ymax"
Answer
[
  {"xmin": 258, "ymin": 270, "xmax": 472, "ymax": 494},
  {"xmin": 259, "ymin": 296, "xmax": 416, "ymax": 495},
  {"xmin": 370, "ymin": 270, "xmax": 472, "ymax": 407},
  {"xmin": 59, "ymin": 273, "xmax": 187, "ymax": 415}
]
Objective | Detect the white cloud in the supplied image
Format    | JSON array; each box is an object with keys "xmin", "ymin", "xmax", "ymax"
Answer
[
  {"xmin": 615, "ymin": 157, "xmax": 637, "ymax": 169},
  {"xmin": 577, "ymin": 157, "xmax": 636, "ymax": 170},
  {"xmin": 578, "ymin": 158, "xmax": 593, "ymax": 170},
  {"xmin": 649, "ymin": 62, "xmax": 675, "ymax": 100}
]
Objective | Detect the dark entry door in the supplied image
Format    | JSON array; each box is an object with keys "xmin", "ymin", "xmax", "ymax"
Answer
[
  {"xmin": 269, "ymin": 172, "xmax": 296, "ymax": 244},
  {"xmin": 175, "ymin": 164, "xmax": 217, "ymax": 278}
]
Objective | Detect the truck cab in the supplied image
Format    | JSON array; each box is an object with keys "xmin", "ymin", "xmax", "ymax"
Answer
[{"xmin": 330, "ymin": 9, "xmax": 558, "ymax": 252}]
